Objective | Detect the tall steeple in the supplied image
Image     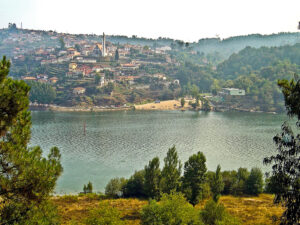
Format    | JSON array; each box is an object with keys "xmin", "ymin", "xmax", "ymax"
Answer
[{"xmin": 102, "ymin": 32, "xmax": 106, "ymax": 57}]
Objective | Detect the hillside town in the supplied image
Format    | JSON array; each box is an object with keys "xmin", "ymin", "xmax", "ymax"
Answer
[
  {"xmin": 2, "ymin": 23, "xmax": 297, "ymax": 113},
  {"xmin": 1, "ymin": 24, "xmax": 189, "ymax": 109}
]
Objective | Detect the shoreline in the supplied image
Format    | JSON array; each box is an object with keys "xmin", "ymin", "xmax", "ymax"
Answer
[{"xmin": 29, "ymin": 100, "xmax": 278, "ymax": 114}]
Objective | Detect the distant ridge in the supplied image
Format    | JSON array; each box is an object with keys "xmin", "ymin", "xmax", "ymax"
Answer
[{"xmin": 1, "ymin": 26, "xmax": 300, "ymax": 58}]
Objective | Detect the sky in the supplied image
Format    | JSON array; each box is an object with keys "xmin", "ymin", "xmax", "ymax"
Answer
[{"xmin": 0, "ymin": 0, "xmax": 300, "ymax": 42}]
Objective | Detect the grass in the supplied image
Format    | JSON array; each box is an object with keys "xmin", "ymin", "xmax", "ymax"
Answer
[
  {"xmin": 52, "ymin": 194, "xmax": 283, "ymax": 225},
  {"xmin": 220, "ymin": 194, "xmax": 283, "ymax": 225}
]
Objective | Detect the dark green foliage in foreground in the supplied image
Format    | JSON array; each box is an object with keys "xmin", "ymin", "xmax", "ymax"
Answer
[
  {"xmin": 210, "ymin": 165, "xmax": 224, "ymax": 202},
  {"xmin": 26, "ymin": 80, "xmax": 56, "ymax": 104},
  {"xmin": 144, "ymin": 157, "xmax": 161, "ymax": 200},
  {"xmin": 122, "ymin": 170, "xmax": 146, "ymax": 198},
  {"xmin": 278, "ymin": 77, "xmax": 300, "ymax": 120},
  {"xmin": 160, "ymin": 145, "xmax": 182, "ymax": 194},
  {"xmin": 246, "ymin": 167, "xmax": 264, "ymax": 196},
  {"xmin": 182, "ymin": 151, "xmax": 207, "ymax": 206},
  {"xmin": 0, "ymin": 56, "xmax": 63, "ymax": 224},
  {"xmin": 233, "ymin": 168, "xmax": 250, "ymax": 196},
  {"xmin": 264, "ymin": 76, "xmax": 300, "ymax": 224},
  {"xmin": 0, "ymin": 56, "xmax": 30, "ymax": 136}
]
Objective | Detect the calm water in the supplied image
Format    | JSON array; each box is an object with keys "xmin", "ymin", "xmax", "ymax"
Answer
[{"xmin": 30, "ymin": 110, "xmax": 290, "ymax": 194}]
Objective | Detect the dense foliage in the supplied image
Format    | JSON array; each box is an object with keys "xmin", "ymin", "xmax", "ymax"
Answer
[
  {"xmin": 182, "ymin": 151, "xmax": 207, "ymax": 206},
  {"xmin": 84, "ymin": 202, "xmax": 124, "ymax": 225},
  {"xmin": 141, "ymin": 192, "xmax": 240, "ymax": 225},
  {"xmin": 264, "ymin": 76, "xmax": 300, "ymax": 224},
  {"xmin": 141, "ymin": 192, "xmax": 201, "ymax": 225},
  {"xmin": 26, "ymin": 80, "xmax": 56, "ymax": 104},
  {"xmin": 0, "ymin": 56, "xmax": 62, "ymax": 224}
]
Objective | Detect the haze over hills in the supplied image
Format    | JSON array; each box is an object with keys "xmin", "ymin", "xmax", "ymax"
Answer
[{"xmin": 1, "ymin": 25, "xmax": 300, "ymax": 59}]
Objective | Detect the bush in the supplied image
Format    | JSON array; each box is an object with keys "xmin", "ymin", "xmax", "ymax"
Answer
[
  {"xmin": 141, "ymin": 192, "xmax": 201, "ymax": 225},
  {"xmin": 122, "ymin": 170, "xmax": 146, "ymax": 198},
  {"xmin": 105, "ymin": 177, "xmax": 127, "ymax": 198},
  {"xmin": 200, "ymin": 200, "xmax": 240, "ymax": 225},
  {"xmin": 264, "ymin": 174, "xmax": 287, "ymax": 194},
  {"xmin": 84, "ymin": 202, "xmax": 124, "ymax": 225},
  {"xmin": 246, "ymin": 167, "xmax": 264, "ymax": 195}
]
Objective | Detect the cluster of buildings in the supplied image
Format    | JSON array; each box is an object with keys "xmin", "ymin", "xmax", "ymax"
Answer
[{"xmin": 2, "ymin": 28, "xmax": 178, "ymax": 97}]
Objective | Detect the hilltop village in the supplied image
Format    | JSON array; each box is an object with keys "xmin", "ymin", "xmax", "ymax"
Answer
[
  {"xmin": 1, "ymin": 24, "xmax": 300, "ymax": 112},
  {"xmin": 2, "ymin": 26, "xmax": 186, "ymax": 110}
]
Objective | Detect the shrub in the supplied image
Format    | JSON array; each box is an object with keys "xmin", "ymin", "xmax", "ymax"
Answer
[
  {"xmin": 105, "ymin": 177, "xmax": 127, "ymax": 198},
  {"xmin": 122, "ymin": 170, "xmax": 146, "ymax": 198},
  {"xmin": 84, "ymin": 202, "xmax": 124, "ymax": 225},
  {"xmin": 200, "ymin": 199, "xmax": 240, "ymax": 225},
  {"xmin": 246, "ymin": 167, "xmax": 264, "ymax": 195},
  {"xmin": 141, "ymin": 192, "xmax": 201, "ymax": 225}
]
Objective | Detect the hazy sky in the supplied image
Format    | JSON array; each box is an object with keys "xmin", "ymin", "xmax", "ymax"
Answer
[{"xmin": 1, "ymin": 0, "xmax": 299, "ymax": 42}]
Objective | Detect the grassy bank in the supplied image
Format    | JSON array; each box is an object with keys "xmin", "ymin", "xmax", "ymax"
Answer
[{"xmin": 52, "ymin": 194, "xmax": 283, "ymax": 225}]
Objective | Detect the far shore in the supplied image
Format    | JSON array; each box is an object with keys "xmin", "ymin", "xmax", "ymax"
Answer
[
  {"xmin": 29, "ymin": 100, "xmax": 277, "ymax": 114},
  {"xmin": 29, "ymin": 100, "xmax": 191, "ymax": 112}
]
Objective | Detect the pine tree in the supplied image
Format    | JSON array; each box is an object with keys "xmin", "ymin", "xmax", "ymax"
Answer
[
  {"xmin": 264, "ymin": 76, "xmax": 300, "ymax": 224},
  {"xmin": 144, "ymin": 157, "xmax": 161, "ymax": 200},
  {"xmin": 210, "ymin": 165, "xmax": 224, "ymax": 202},
  {"xmin": 0, "ymin": 56, "xmax": 63, "ymax": 224},
  {"xmin": 161, "ymin": 146, "xmax": 182, "ymax": 194},
  {"xmin": 182, "ymin": 151, "xmax": 207, "ymax": 206}
]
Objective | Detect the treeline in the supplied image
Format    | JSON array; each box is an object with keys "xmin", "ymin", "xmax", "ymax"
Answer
[
  {"xmin": 169, "ymin": 43, "xmax": 300, "ymax": 111},
  {"xmin": 102, "ymin": 146, "xmax": 265, "ymax": 205},
  {"xmin": 217, "ymin": 43, "xmax": 300, "ymax": 79},
  {"xmin": 26, "ymin": 80, "xmax": 56, "ymax": 104},
  {"xmin": 77, "ymin": 146, "xmax": 275, "ymax": 224}
]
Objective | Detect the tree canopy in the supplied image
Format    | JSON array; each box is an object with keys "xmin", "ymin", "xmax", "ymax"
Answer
[
  {"xmin": 264, "ymin": 76, "xmax": 300, "ymax": 224},
  {"xmin": 0, "ymin": 56, "xmax": 63, "ymax": 224}
]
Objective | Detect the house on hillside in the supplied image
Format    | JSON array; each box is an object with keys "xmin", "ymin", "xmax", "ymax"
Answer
[
  {"xmin": 73, "ymin": 87, "xmax": 86, "ymax": 95},
  {"xmin": 49, "ymin": 77, "xmax": 58, "ymax": 84},
  {"xmin": 219, "ymin": 88, "xmax": 245, "ymax": 96}
]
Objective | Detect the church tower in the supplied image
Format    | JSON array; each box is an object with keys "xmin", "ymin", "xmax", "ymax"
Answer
[{"xmin": 102, "ymin": 32, "xmax": 106, "ymax": 57}]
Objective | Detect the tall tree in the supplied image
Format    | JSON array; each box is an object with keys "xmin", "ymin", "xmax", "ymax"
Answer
[
  {"xmin": 26, "ymin": 81, "xmax": 56, "ymax": 104},
  {"xmin": 182, "ymin": 151, "xmax": 207, "ymax": 206},
  {"xmin": 115, "ymin": 49, "xmax": 119, "ymax": 61},
  {"xmin": 0, "ymin": 56, "xmax": 63, "ymax": 224},
  {"xmin": 161, "ymin": 146, "xmax": 182, "ymax": 194},
  {"xmin": 210, "ymin": 165, "xmax": 224, "ymax": 202},
  {"xmin": 246, "ymin": 167, "xmax": 263, "ymax": 196},
  {"xmin": 59, "ymin": 37, "xmax": 65, "ymax": 50},
  {"xmin": 264, "ymin": 76, "xmax": 300, "ymax": 224},
  {"xmin": 144, "ymin": 157, "xmax": 161, "ymax": 200}
]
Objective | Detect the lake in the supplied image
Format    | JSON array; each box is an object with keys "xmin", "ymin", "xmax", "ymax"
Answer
[{"xmin": 30, "ymin": 110, "xmax": 290, "ymax": 194}]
